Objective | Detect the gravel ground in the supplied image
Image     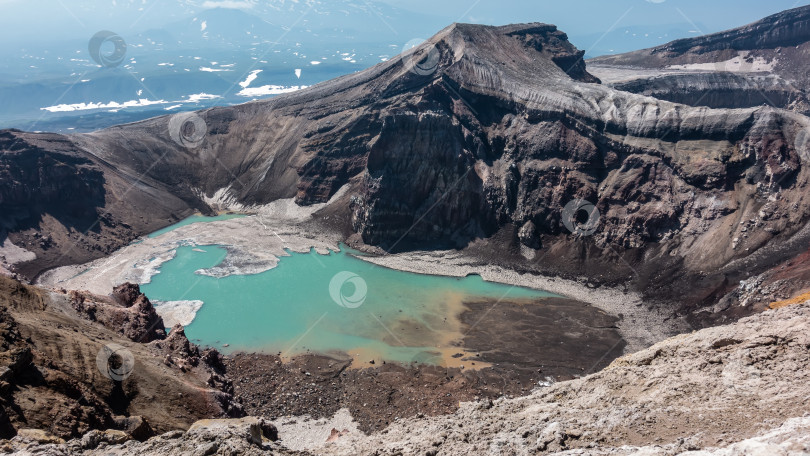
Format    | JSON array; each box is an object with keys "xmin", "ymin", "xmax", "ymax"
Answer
[
  {"xmin": 274, "ymin": 409, "xmax": 358, "ymax": 452},
  {"xmin": 320, "ymin": 302, "xmax": 810, "ymax": 455}
]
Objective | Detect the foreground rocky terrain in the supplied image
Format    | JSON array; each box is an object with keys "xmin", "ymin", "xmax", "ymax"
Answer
[
  {"xmin": 324, "ymin": 301, "xmax": 810, "ymax": 455},
  {"xmin": 0, "ymin": 276, "xmax": 241, "ymax": 441},
  {"xmin": 4, "ymin": 299, "xmax": 808, "ymax": 455}
]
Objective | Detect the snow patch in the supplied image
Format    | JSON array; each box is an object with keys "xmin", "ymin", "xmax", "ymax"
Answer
[
  {"xmin": 237, "ymin": 85, "xmax": 308, "ymax": 97},
  {"xmin": 239, "ymin": 69, "xmax": 262, "ymax": 88},
  {"xmin": 668, "ymin": 52, "xmax": 775, "ymax": 72},
  {"xmin": 200, "ymin": 66, "xmax": 232, "ymax": 72},
  {"xmin": 152, "ymin": 300, "xmax": 204, "ymax": 328},
  {"xmin": 41, "ymin": 98, "xmax": 169, "ymax": 113}
]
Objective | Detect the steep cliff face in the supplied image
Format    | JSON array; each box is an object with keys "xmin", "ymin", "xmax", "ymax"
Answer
[
  {"xmin": 604, "ymin": 72, "xmax": 802, "ymax": 111},
  {"xmin": 0, "ymin": 276, "xmax": 240, "ymax": 440},
  {"xmin": 0, "ymin": 129, "xmax": 203, "ymax": 278},
  {"xmin": 588, "ymin": 5, "xmax": 810, "ymax": 114},
  {"xmin": 0, "ymin": 130, "xmax": 105, "ymax": 232},
  {"xmin": 1, "ymin": 20, "xmax": 810, "ymax": 318}
]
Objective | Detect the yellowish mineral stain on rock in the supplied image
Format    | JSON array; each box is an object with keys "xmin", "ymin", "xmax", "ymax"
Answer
[{"xmin": 769, "ymin": 290, "xmax": 810, "ymax": 309}]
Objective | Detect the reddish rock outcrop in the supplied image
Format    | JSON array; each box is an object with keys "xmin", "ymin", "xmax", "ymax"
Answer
[
  {"xmin": 69, "ymin": 283, "xmax": 166, "ymax": 342},
  {"xmin": 0, "ymin": 276, "xmax": 242, "ymax": 440}
]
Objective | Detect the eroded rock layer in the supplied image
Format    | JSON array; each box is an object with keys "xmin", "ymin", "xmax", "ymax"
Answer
[
  {"xmin": 2, "ymin": 20, "xmax": 810, "ymax": 321},
  {"xmin": 589, "ymin": 5, "xmax": 810, "ymax": 114},
  {"xmin": 0, "ymin": 276, "xmax": 240, "ymax": 440}
]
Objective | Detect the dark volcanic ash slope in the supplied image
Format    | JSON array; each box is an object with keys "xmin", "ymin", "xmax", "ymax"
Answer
[
  {"xmin": 2, "ymin": 22, "xmax": 810, "ymax": 322},
  {"xmin": 588, "ymin": 5, "xmax": 810, "ymax": 113},
  {"xmin": 0, "ymin": 130, "xmax": 203, "ymax": 279}
]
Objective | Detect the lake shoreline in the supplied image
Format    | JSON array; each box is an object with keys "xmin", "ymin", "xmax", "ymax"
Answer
[
  {"xmin": 35, "ymin": 199, "xmax": 686, "ymax": 357},
  {"xmin": 27, "ymin": 199, "xmax": 683, "ymax": 441}
]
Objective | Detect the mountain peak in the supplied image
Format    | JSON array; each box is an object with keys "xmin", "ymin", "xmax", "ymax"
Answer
[
  {"xmin": 592, "ymin": 4, "xmax": 810, "ymax": 66},
  {"xmin": 417, "ymin": 21, "xmax": 600, "ymax": 84}
]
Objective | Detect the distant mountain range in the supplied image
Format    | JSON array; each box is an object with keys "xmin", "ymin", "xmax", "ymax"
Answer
[
  {"xmin": 0, "ymin": 0, "xmax": 783, "ymax": 134},
  {"xmin": 0, "ymin": 2, "xmax": 447, "ymax": 133}
]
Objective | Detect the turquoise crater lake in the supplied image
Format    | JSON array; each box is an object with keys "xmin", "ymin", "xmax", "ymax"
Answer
[{"xmin": 140, "ymin": 244, "xmax": 558, "ymax": 366}]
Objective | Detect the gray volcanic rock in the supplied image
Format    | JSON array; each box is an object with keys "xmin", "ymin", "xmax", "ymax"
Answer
[
  {"xmin": 0, "ymin": 129, "xmax": 200, "ymax": 279},
  {"xmin": 4, "ymin": 301, "xmax": 809, "ymax": 455},
  {"xmin": 2, "ymin": 20, "xmax": 810, "ymax": 321},
  {"xmin": 603, "ymin": 71, "xmax": 802, "ymax": 111},
  {"xmin": 321, "ymin": 302, "xmax": 810, "ymax": 455},
  {"xmin": 592, "ymin": 5, "xmax": 810, "ymax": 66},
  {"xmin": 3, "ymin": 417, "xmax": 294, "ymax": 456},
  {"xmin": 589, "ymin": 5, "xmax": 810, "ymax": 113}
]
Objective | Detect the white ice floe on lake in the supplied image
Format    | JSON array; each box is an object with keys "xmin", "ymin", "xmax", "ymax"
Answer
[
  {"xmin": 152, "ymin": 300, "xmax": 205, "ymax": 328},
  {"xmin": 41, "ymin": 92, "xmax": 223, "ymax": 113},
  {"xmin": 186, "ymin": 93, "xmax": 220, "ymax": 102}
]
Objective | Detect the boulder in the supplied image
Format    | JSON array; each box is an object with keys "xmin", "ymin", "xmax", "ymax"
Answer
[
  {"xmin": 187, "ymin": 417, "xmax": 270, "ymax": 446},
  {"xmin": 81, "ymin": 429, "xmax": 130, "ymax": 449},
  {"xmin": 113, "ymin": 415, "xmax": 154, "ymax": 441},
  {"xmin": 14, "ymin": 428, "xmax": 65, "ymax": 444}
]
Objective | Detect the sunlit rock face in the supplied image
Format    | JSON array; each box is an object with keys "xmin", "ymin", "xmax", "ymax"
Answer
[
  {"xmin": 589, "ymin": 5, "xmax": 810, "ymax": 114},
  {"xmin": 3, "ymin": 20, "xmax": 810, "ymax": 318}
]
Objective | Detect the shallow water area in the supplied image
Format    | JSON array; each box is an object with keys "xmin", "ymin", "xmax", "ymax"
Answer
[
  {"xmin": 140, "ymin": 244, "xmax": 558, "ymax": 366},
  {"xmin": 147, "ymin": 213, "xmax": 247, "ymax": 238}
]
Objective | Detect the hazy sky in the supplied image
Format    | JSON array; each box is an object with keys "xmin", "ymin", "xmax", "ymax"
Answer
[
  {"xmin": 378, "ymin": 0, "xmax": 810, "ymax": 34},
  {"xmin": 1, "ymin": 0, "xmax": 808, "ymax": 50}
]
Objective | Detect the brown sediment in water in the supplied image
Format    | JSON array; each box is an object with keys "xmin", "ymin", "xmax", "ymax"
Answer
[
  {"xmin": 274, "ymin": 293, "xmax": 620, "ymax": 373},
  {"xmin": 276, "ymin": 290, "xmax": 494, "ymax": 370},
  {"xmin": 459, "ymin": 296, "xmax": 626, "ymax": 377},
  {"xmin": 345, "ymin": 290, "xmax": 494, "ymax": 369},
  {"xmin": 225, "ymin": 295, "xmax": 626, "ymax": 433}
]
